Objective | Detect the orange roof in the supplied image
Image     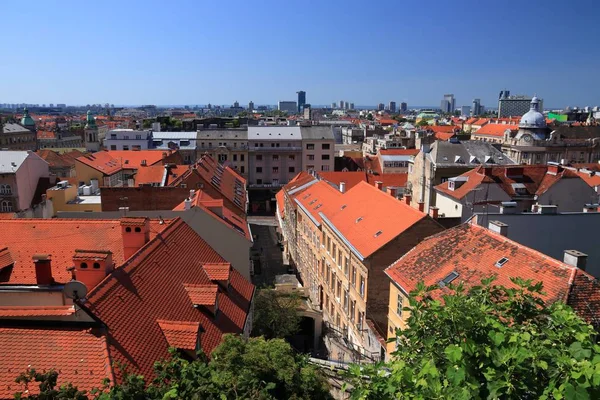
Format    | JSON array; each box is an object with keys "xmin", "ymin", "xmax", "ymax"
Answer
[
  {"xmin": 434, "ymin": 132, "xmax": 456, "ymax": 141},
  {"xmin": 427, "ymin": 125, "xmax": 460, "ymax": 133},
  {"xmin": 0, "ymin": 305, "xmax": 75, "ymax": 317},
  {"xmin": 474, "ymin": 123, "xmax": 519, "ymax": 137},
  {"xmin": 379, "ymin": 149, "xmax": 420, "ymax": 156},
  {"xmin": 77, "ymin": 150, "xmax": 175, "ymax": 175},
  {"xmin": 184, "ymin": 284, "xmax": 218, "ymax": 306},
  {"xmin": 0, "ymin": 218, "xmax": 169, "ymax": 285},
  {"xmin": 294, "ymin": 180, "xmax": 344, "ymax": 225},
  {"xmin": 323, "ymin": 181, "xmax": 426, "ymax": 259},
  {"xmin": 0, "ymin": 327, "xmax": 113, "ymax": 398},
  {"xmin": 377, "ymin": 119, "xmax": 397, "ymax": 126},
  {"xmin": 157, "ymin": 320, "xmax": 200, "ymax": 350},
  {"xmin": 575, "ymin": 169, "xmax": 600, "ymax": 188},
  {"xmin": 385, "ymin": 223, "xmax": 585, "ymax": 306},
  {"xmin": 134, "ymin": 164, "xmax": 188, "ymax": 186},
  {"xmin": 276, "ymin": 190, "xmax": 285, "ymax": 217},
  {"xmin": 369, "ymin": 173, "xmax": 408, "ymax": 188},
  {"xmin": 203, "ymin": 263, "xmax": 232, "ymax": 281},
  {"xmin": 465, "ymin": 117, "xmax": 478, "ymax": 124},
  {"xmin": 37, "ymin": 130, "xmax": 56, "ymax": 139},
  {"xmin": 472, "ymin": 118, "xmax": 490, "ymax": 126},
  {"xmin": 319, "ymin": 171, "xmax": 367, "ymax": 191}
]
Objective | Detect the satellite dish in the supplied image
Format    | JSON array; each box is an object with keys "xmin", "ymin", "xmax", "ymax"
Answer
[{"xmin": 64, "ymin": 280, "xmax": 88, "ymax": 300}]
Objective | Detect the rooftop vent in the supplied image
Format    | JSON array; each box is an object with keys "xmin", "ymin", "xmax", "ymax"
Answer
[
  {"xmin": 374, "ymin": 230, "xmax": 383, "ymax": 237},
  {"xmin": 355, "ymin": 217, "xmax": 363, "ymax": 223},
  {"xmin": 495, "ymin": 257, "xmax": 509, "ymax": 268}
]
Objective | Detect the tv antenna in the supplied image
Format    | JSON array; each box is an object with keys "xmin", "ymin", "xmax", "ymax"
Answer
[{"xmin": 63, "ymin": 280, "xmax": 88, "ymax": 301}]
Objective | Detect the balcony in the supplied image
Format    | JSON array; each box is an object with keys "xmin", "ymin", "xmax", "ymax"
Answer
[{"xmin": 248, "ymin": 182, "xmax": 285, "ymax": 189}]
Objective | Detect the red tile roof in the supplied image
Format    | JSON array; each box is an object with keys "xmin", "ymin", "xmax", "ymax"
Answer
[
  {"xmin": 473, "ymin": 123, "xmax": 519, "ymax": 137},
  {"xmin": 37, "ymin": 149, "xmax": 85, "ymax": 169},
  {"xmin": 37, "ymin": 130, "xmax": 56, "ymax": 139},
  {"xmin": 318, "ymin": 171, "xmax": 367, "ymax": 191},
  {"xmin": 184, "ymin": 284, "xmax": 218, "ymax": 306},
  {"xmin": 276, "ymin": 190, "xmax": 285, "ymax": 218},
  {"xmin": 0, "ymin": 305, "xmax": 75, "ymax": 317},
  {"xmin": 294, "ymin": 180, "xmax": 344, "ymax": 225},
  {"xmin": 134, "ymin": 164, "xmax": 188, "ymax": 186},
  {"xmin": 157, "ymin": 320, "xmax": 200, "ymax": 350},
  {"xmin": 379, "ymin": 149, "xmax": 420, "ymax": 156},
  {"xmin": 385, "ymin": 223, "xmax": 579, "ymax": 304},
  {"xmin": 77, "ymin": 150, "xmax": 177, "ymax": 175},
  {"xmin": 434, "ymin": 132, "xmax": 457, "ymax": 141},
  {"xmin": 86, "ymin": 219, "xmax": 254, "ymax": 382},
  {"xmin": 427, "ymin": 125, "xmax": 460, "ymax": 133},
  {"xmin": 369, "ymin": 173, "xmax": 408, "ymax": 188},
  {"xmin": 0, "ymin": 327, "xmax": 113, "ymax": 398},
  {"xmin": 0, "ymin": 219, "xmax": 169, "ymax": 285},
  {"xmin": 203, "ymin": 263, "xmax": 232, "ymax": 281},
  {"xmin": 323, "ymin": 181, "xmax": 427, "ymax": 258},
  {"xmin": 0, "ymin": 247, "xmax": 14, "ymax": 269},
  {"xmin": 472, "ymin": 118, "xmax": 490, "ymax": 126}
]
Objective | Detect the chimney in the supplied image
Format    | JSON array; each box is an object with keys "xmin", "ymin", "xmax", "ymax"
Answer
[
  {"xmin": 119, "ymin": 206, "xmax": 129, "ymax": 217},
  {"xmin": 120, "ymin": 217, "xmax": 151, "ymax": 260},
  {"xmin": 386, "ymin": 187, "xmax": 397, "ymax": 198},
  {"xmin": 184, "ymin": 198, "xmax": 192, "ymax": 210},
  {"xmin": 73, "ymin": 250, "xmax": 114, "ymax": 291},
  {"xmin": 33, "ymin": 254, "xmax": 53, "ymax": 285},
  {"xmin": 547, "ymin": 164, "xmax": 561, "ymax": 175},
  {"xmin": 404, "ymin": 194, "xmax": 412, "ymax": 205},
  {"xmin": 488, "ymin": 220, "xmax": 508, "ymax": 237},
  {"xmin": 418, "ymin": 201, "xmax": 424, "ymax": 212},
  {"xmin": 339, "ymin": 182, "xmax": 346, "ymax": 193},
  {"xmin": 563, "ymin": 250, "xmax": 588, "ymax": 271},
  {"xmin": 189, "ymin": 189, "xmax": 195, "ymax": 199},
  {"xmin": 499, "ymin": 201, "xmax": 518, "ymax": 214},
  {"xmin": 583, "ymin": 204, "xmax": 599, "ymax": 213},
  {"xmin": 430, "ymin": 206, "xmax": 439, "ymax": 219},
  {"xmin": 375, "ymin": 181, "xmax": 383, "ymax": 190}
]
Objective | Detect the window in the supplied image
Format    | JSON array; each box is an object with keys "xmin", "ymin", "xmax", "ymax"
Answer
[
  {"xmin": 359, "ymin": 276, "xmax": 365, "ymax": 297},
  {"xmin": 256, "ymin": 155, "xmax": 263, "ymax": 161},
  {"xmin": 307, "ymin": 154, "xmax": 315, "ymax": 161},
  {"xmin": 0, "ymin": 200, "xmax": 12, "ymax": 212},
  {"xmin": 271, "ymin": 143, "xmax": 275, "ymax": 147},
  {"xmin": 306, "ymin": 143, "xmax": 315, "ymax": 150},
  {"xmin": 241, "ymin": 154, "xmax": 245, "ymax": 161},
  {"xmin": 321, "ymin": 165, "xmax": 330, "ymax": 171},
  {"xmin": 0, "ymin": 185, "xmax": 11, "ymax": 195},
  {"xmin": 233, "ymin": 154, "xmax": 237, "ymax": 161},
  {"xmin": 289, "ymin": 155, "xmax": 295, "ymax": 160},
  {"xmin": 321, "ymin": 154, "xmax": 330, "ymax": 160},
  {"xmin": 336, "ymin": 279, "xmax": 341, "ymax": 299},
  {"xmin": 256, "ymin": 167, "xmax": 262, "ymax": 173},
  {"xmin": 332, "ymin": 243, "xmax": 337, "ymax": 259},
  {"xmin": 343, "ymin": 290, "xmax": 349, "ymax": 312},
  {"xmin": 135, "ymin": 134, "xmax": 142, "ymax": 140},
  {"xmin": 327, "ymin": 236, "xmax": 331, "ymax": 253},
  {"xmin": 272, "ymin": 167, "xmax": 279, "ymax": 174},
  {"xmin": 273, "ymin": 178, "xmax": 279, "ymax": 185},
  {"xmin": 326, "ymin": 265, "xmax": 331, "ymax": 284},
  {"xmin": 273, "ymin": 155, "xmax": 279, "ymax": 161},
  {"xmin": 351, "ymin": 265, "xmax": 356, "ymax": 287},
  {"xmin": 350, "ymin": 300, "xmax": 356, "ymax": 322},
  {"xmin": 358, "ymin": 312, "xmax": 364, "ymax": 330},
  {"xmin": 338, "ymin": 250, "xmax": 342, "ymax": 266},
  {"xmin": 122, "ymin": 145, "xmax": 129, "ymax": 151},
  {"xmin": 397, "ymin": 293, "xmax": 404, "ymax": 318},
  {"xmin": 256, "ymin": 179, "xmax": 262, "ymax": 184},
  {"xmin": 240, "ymin": 166, "xmax": 245, "ymax": 174},
  {"xmin": 288, "ymin": 166, "xmax": 295, "ymax": 174},
  {"xmin": 218, "ymin": 154, "xmax": 227, "ymax": 163},
  {"xmin": 344, "ymin": 257, "xmax": 349, "ymax": 276},
  {"xmin": 336, "ymin": 313, "xmax": 341, "ymax": 328},
  {"xmin": 322, "ymin": 143, "xmax": 330, "ymax": 150}
]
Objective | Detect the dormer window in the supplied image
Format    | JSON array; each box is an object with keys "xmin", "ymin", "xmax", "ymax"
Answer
[{"xmin": 448, "ymin": 181, "xmax": 455, "ymax": 191}]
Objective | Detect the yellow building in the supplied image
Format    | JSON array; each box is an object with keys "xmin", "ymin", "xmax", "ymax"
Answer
[{"xmin": 46, "ymin": 181, "xmax": 101, "ymax": 216}]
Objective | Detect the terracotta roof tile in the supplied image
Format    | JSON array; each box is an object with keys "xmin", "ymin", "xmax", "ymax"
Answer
[
  {"xmin": 77, "ymin": 150, "xmax": 177, "ymax": 175},
  {"xmin": 385, "ymin": 223, "xmax": 578, "ymax": 305},
  {"xmin": 203, "ymin": 263, "xmax": 232, "ymax": 281},
  {"xmin": 318, "ymin": 171, "xmax": 367, "ymax": 191},
  {"xmin": 157, "ymin": 320, "xmax": 200, "ymax": 350},
  {"xmin": 0, "ymin": 327, "xmax": 113, "ymax": 398},
  {"xmin": 0, "ymin": 305, "xmax": 75, "ymax": 317},
  {"xmin": 379, "ymin": 149, "xmax": 420, "ymax": 156},
  {"xmin": 0, "ymin": 247, "xmax": 14, "ymax": 269},
  {"xmin": 474, "ymin": 123, "xmax": 519, "ymax": 137},
  {"xmin": 184, "ymin": 284, "xmax": 218, "ymax": 306},
  {"xmin": 0, "ymin": 219, "xmax": 170, "ymax": 285}
]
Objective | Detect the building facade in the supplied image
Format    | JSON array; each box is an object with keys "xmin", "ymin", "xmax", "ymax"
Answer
[
  {"xmin": 0, "ymin": 151, "xmax": 50, "ymax": 212},
  {"xmin": 151, "ymin": 131, "xmax": 197, "ymax": 164},
  {"xmin": 104, "ymin": 129, "xmax": 152, "ymax": 151},
  {"xmin": 278, "ymin": 101, "xmax": 297, "ymax": 114},
  {"xmin": 0, "ymin": 123, "xmax": 37, "ymax": 151},
  {"xmin": 301, "ymin": 126, "xmax": 335, "ymax": 173},
  {"xmin": 498, "ymin": 94, "xmax": 543, "ymax": 117},
  {"xmin": 197, "ymin": 129, "xmax": 249, "ymax": 176}
]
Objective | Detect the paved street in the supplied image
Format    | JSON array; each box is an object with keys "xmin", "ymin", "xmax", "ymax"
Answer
[{"xmin": 250, "ymin": 222, "xmax": 287, "ymax": 287}]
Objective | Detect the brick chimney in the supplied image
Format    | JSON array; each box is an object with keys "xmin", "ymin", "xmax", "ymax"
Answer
[
  {"xmin": 429, "ymin": 206, "xmax": 439, "ymax": 219},
  {"xmin": 73, "ymin": 250, "xmax": 114, "ymax": 291},
  {"xmin": 386, "ymin": 187, "xmax": 397, "ymax": 198},
  {"xmin": 375, "ymin": 181, "xmax": 383, "ymax": 190},
  {"xmin": 404, "ymin": 194, "xmax": 412, "ymax": 205},
  {"xmin": 418, "ymin": 201, "xmax": 425, "ymax": 212},
  {"xmin": 120, "ymin": 217, "xmax": 151, "ymax": 260},
  {"xmin": 547, "ymin": 164, "xmax": 562, "ymax": 176},
  {"xmin": 33, "ymin": 254, "xmax": 54, "ymax": 285}
]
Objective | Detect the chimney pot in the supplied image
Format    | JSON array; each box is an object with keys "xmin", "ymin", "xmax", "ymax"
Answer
[
  {"xmin": 72, "ymin": 250, "xmax": 114, "ymax": 291},
  {"xmin": 120, "ymin": 217, "xmax": 151, "ymax": 260},
  {"xmin": 430, "ymin": 206, "xmax": 439, "ymax": 219},
  {"xmin": 339, "ymin": 182, "xmax": 346, "ymax": 193},
  {"xmin": 33, "ymin": 254, "xmax": 53, "ymax": 285},
  {"xmin": 563, "ymin": 250, "xmax": 588, "ymax": 271},
  {"xmin": 386, "ymin": 186, "xmax": 397, "ymax": 198},
  {"xmin": 375, "ymin": 181, "xmax": 383, "ymax": 190},
  {"xmin": 418, "ymin": 201, "xmax": 425, "ymax": 212},
  {"xmin": 488, "ymin": 220, "xmax": 508, "ymax": 237},
  {"xmin": 404, "ymin": 194, "xmax": 412, "ymax": 205}
]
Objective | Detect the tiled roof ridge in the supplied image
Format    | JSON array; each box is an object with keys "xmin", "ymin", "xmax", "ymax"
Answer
[
  {"xmin": 85, "ymin": 218, "xmax": 184, "ymax": 300},
  {"xmin": 98, "ymin": 329, "xmax": 116, "ymax": 385}
]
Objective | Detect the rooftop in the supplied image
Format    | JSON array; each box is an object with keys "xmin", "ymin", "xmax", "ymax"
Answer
[
  {"xmin": 248, "ymin": 126, "xmax": 301, "ymax": 141},
  {"xmin": 0, "ymin": 151, "xmax": 33, "ymax": 173}
]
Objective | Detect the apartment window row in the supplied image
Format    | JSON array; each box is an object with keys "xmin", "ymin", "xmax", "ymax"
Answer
[
  {"xmin": 255, "ymin": 166, "xmax": 295, "ymax": 174},
  {"xmin": 305, "ymin": 143, "xmax": 330, "ymax": 150}
]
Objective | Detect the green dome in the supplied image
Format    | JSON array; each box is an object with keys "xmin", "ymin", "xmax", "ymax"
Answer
[
  {"xmin": 85, "ymin": 110, "xmax": 97, "ymax": 129},
  {"xmin": 20, "ymin": 108, "xmax": 35, "ymax": 127}
]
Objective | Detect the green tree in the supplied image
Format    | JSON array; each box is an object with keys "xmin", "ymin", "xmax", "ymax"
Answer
[
  {"xmin": 366, "ymin": 113, "xmax": 374, "ymax": 121},
  {"xmin": 142, "ymin": 119, "xmax": 152, "ymax": 129},
  {"xmin": 14, "ymin": 335, "xmax": 331, "ymax": 400},
  {"xmin": 252, "ymin": 289, "xmax": 302, "ymax": 339},
  {"xmin": 417, "ymin": 119, "xmax": 430, "ymax": 127},
  {"xmin": 345, "ymin": 278, "xmax": 600, "ymax": 399}
]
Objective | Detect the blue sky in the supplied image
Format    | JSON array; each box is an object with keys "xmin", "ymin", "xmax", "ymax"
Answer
[{"xmin": 2, "ymin": 0, "xmax": 599, "ymax": 108}]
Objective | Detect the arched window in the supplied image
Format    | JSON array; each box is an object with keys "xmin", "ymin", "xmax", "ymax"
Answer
[
  {"xmin": 2, "ymin": 184, "xmax": 11, "ymax": 195},
  {"xmin": 1, "ymin": 200, "xmax": 13, "ymax": 212}
]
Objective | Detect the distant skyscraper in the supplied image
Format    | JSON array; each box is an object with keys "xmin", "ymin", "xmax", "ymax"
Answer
[
  {"xmin": 349, "ymin": 103, "xmax": 355, "ymax": 110},
  {"xmin": 498, "ymin": 92, "xmax": 543, "ymax": 117},
  {"xmin": 460, "ymin": 106, "xmax": 471, "ymax": 116},
  {"xmin": 340, "ymin": 101, "xmax": 346, "ymax": 109},
  {"xmin": 440, "ymin": 94, "xmax": 456, "ymax": 113},
  {"xmin": 248, "ymin": 101, "xmax": 254, "ymax": 111},
  {"xmin": 278, "ymin": 101, "xmax": 297, "ymax": 114},
  {"xmin": 332, "ymin": 102, "xmax": 337, "ymax": 109},
  {"xmin": 233, "ymin": 100, "xmax": 239, "ymax": 108},
  {"xmin": 378, "ymin": 103, "xmax": 385, "ymax": 111},
  {"xmin": 297, "ymin": 91, "xmax": 306, "ymax": 113},
  {"xmin": 472, "ymin": 99, "xmax": 481, "ymax": 116},
  {"xmin": 389, "ymin": 101, "xmax": 397, "ymax": 113},
  {"xmin": 400, "ymin": 102, "xmax": 407, "ymax": 112}
]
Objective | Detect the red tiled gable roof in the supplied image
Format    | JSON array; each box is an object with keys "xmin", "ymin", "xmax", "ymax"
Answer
[
  {"xmin": 0, "ymin": 305, "xmax": 75, "ymax": 317},
  {"xmin": 385, "ymin": 223, "xmax": 579, "ymax": 305},
  {"xmin": 276, "ymin": 190, "xmax": 285, "ymax": 218},
  {"xmin": 427, "ymin": 125, "xmax": 460, "ymax": 133},
  {"xmin": 472, "ymin": 118, "xmax": 490, "ymax": 126},
  {"xmin": 184, "ymin": 284, "xmax": 218, "ymax": 306},
  {"xmin": 203, "ymin": 263, "xmax": 232, "ymax": 281},
  {"xmin": 0, "ymin": 247, "xmax": 14, "ymax": 269},
  {"xmin": 294, "ymin": 180, "xmax": 344, "ymax": 225},
  {"xmin": 37, "ymin": 149, "xmax": 85, "ymax": 169},
  {"xmin": 85, "ymin": 219, "xmax": 254, "ymax": 382},
  {"xmin": 76, "ymin": 151, "xmax": 124, "ymax": 175},
  {"xmin": 363, "ymin": 155, "xmax": 382, "ymax": 175},
  {"xmin": 575, "ymin": 169, "xmax": 600, "ymax": 188},
  {"xmin": 134, "ymin": 164, "xmax": 188, "ymax": 186},
  {"xmin": 77, "ymin": 150, "xmax": 176, "ymax": 175},
  {"xmin": 319, "ymin": 171, "xmax": 367, "ymax": 191},
  {"xmin": 465, "ymin": 117, "xmax": 478, "ymax": 125},
  {"xmin": 37, "ymin": 130, "xmax": 56, "ymax": 139},
  {"xmin": 567, "ymin": 271, "xmax": 600, "ymax": 329},
  {"xmin": 377, "ymin": 119, "xmax": 397, "ymax": 126},
  {"xmin": 157, "ymin": 320, "xmax": 200, "ymax": 350},
  {"xmin": 368, "ymin": 173, "xmax": 408, "ymax": 188},
  {"xmin": 435, "ymin": 165, "xmax": 578, "ymax": 201},
  {"xmin": 323, "ymin": 181, "xmax": 427, "ymax": 259},
  {"xmin": 0, "ymin": 327, "xmax": 113, "ymax": 398},
  {"xmin": 474, "ymin": 123, "xmax": 520, "ymax": 137},
  {"xmin": 0, "ymin": 219, "xmax": 170, "ymax": 285},
  {"xmin": 379, "ymin": 149, "xmax": 420, "ymax": 156},
  {"xmin": 434, "ymin": 132, "xmax": 457, "ymax": 141}
]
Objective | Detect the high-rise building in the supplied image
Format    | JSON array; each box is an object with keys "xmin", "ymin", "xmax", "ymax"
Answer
[
  {"xmin": 378, "ymin": 103, "xmax": 385, "ymax": 111},
  {"xmin": 233, "ymin": 100, "xmax": 239, "ymax": 108},
  {"xmin": 332, "ymin": 102, "xmax": 337, "ymax": 109},
  {"xmin": 460, "ymin": 106, "xmax": 471, "ymax": 116},
  {"xmin": 440, "ymin": 94, "xmax": 456, "ymax": 113},
  {"xmin": 389, "ymin": 101, "xmax": 397, "ymax": 113},
  {"xmin": 278, "ymin": 101, "xmax": 298, "ymax": 114},
  {"xmin": 297, "ymin": 91, "xmax": 306, "ymax": 113},
  {"xmin": 340, "ymin": 101, "xmax": 346, "ymax": 110},
  {"xmin": 349, "ymin": 103, "xmax": 355, "ymax": 110},
  {"xmin": 472, "ymin": 99, "xmax": 481, "ymax": 116},
  {"xmin": 498, "ymin": 93, "xmax": 543, "ymax": 117},
  {"xmin": 400, "ymin": 102, "xmax": 407, "ymax": 112},
  {"xmin": 248, "ymin": 101, "xmax": 254, "ymax": 111}
]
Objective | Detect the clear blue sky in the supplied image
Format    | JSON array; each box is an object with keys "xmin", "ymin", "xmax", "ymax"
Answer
[{"xmin": 2, "ymin": 0, "xmax": 599, "ymax": 108}]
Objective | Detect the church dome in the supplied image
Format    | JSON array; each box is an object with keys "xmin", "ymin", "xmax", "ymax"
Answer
[
  {"xmin": 519, "ymin": 96, "xmax": 546, "ymax": 129},
  {"xmin": 20, "ymin": 108, "xmax": 35, "ymax": 127}
]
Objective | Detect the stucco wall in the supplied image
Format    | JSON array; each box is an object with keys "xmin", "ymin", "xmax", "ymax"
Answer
[{"xmin": 15, "ymin": 153, "xmax": 50, "ymax": 210}]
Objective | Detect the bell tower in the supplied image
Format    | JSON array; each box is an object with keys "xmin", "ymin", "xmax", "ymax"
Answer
[{"xmin": 84, "ymin": 110, "xmax": 100, "ymax": 151}]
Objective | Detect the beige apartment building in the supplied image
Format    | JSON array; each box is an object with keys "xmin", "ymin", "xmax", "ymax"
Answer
[
  {"xmin": 280, "ymin": 178, "xmax": 443, "ymax": 362},
  {"xmin": 301, "ymin": 126, "xmax": 335, "ymax": 173},
  {"xmin": 197, "ymin": 128, "xmax": 249, "ymax": 176}
]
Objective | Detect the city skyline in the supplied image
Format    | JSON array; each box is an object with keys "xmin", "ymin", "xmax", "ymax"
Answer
[{"xmin": 2, "ymin": 0, "xmax": 599, "ymax": 107}]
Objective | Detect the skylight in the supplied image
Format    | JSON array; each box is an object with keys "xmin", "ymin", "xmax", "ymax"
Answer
[
  {"xmin": 374, "ymin": 230, "xmax": 383, "ymax": 237},
  {"xmin": 341, "ymin": 204, "xmax": 347, "ymax": 210},
  {"xmin": 439, "ymin": 271, "xmax": 459, "ymax": 287},
  {"xmin": 355, "ymin": 217, "xmax": 363, "ymax": 223},
  {"xmin": 495, "ymin": 257, "xmax": 509, "ymax": 268}
]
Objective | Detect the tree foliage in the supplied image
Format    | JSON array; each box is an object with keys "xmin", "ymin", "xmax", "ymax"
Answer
[
  {"xmin": 252, "ymin": 289, "xmax": 302, "ymax": 339},
  {"xmin": 346, "ymin": 277, "xmax": 600, "ymax": 399},
  {"xmin": 416, "ymin": 119, "xmax": 430, "ymax": 127},
  {"xmin": 14, "ymin": 335, "xmax": 331, "ymax": 400}
]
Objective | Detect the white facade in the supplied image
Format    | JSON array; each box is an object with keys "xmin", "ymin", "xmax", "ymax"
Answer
[{"xmin": 104, "ymin": 129, "xmax": 152, "ymax": 151}]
